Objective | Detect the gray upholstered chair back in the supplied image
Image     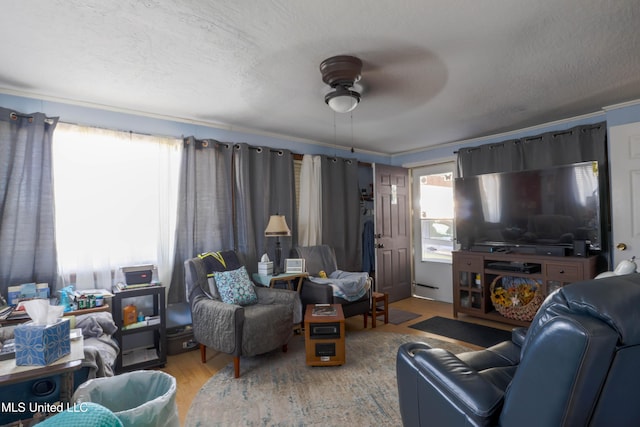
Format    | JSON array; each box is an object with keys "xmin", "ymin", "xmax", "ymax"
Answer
[
  {"xmin": 184, "ymin": 250, "xmax": 241, "ymax": 303},
  {"xmin": 291, "ymin": 245, "xmax": 338, "ymax": 275}
]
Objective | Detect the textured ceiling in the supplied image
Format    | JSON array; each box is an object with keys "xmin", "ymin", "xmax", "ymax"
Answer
[{"xmin": 2, "ymin": 0, "xmax": 640, "ymax": 155}]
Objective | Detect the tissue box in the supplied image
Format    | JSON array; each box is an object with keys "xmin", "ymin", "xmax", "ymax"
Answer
[
  {"xmin": 258, "ymin": 261, "xmax": 273, "ymax": 275},
  {"xmin": 14, "ymin": 319, "xmax": 70, "ymax": 366}
]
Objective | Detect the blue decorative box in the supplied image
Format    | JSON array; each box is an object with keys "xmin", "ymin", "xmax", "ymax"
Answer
[
  {"xmin": 14, "ymin": 319, "xmax": 70, "ymax": 366},
  {"xmin": 7, "ymin": 282, "xmax": 50, "ymax": 305}
]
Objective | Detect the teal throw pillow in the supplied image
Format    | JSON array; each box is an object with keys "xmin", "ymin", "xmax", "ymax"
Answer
[{"xmin": 213, "ymin": 266, "xmax": 258, "ymax": 306}]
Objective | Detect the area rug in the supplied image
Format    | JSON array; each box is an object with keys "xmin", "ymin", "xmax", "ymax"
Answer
[
  {"xmin": 185, "ymin": 331, "xmax": 471, "ymax": 426},
  {"xmin": 409, "ymin": 316, "xmax": 512, "ymax": 348},
  {"xmin": 387, "ymin": 307, "xmax": 421, "ymax": 325}
]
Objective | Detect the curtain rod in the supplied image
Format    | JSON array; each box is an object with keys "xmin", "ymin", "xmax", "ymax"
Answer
[
  {"xmin": 291, "ymin": 152, "xmax": 368, "ymax": 166},
  {"xmin": 243, "ymin": 145, "xmax": 284, "ymax": 155},
  {"xmin": 194, "ymin": 139, "xmax": 229, "ymax": 149},
  {"xmin": 187, "ymin": 139, "xmax": 284, "ymax": 154},
  {"xmin": 9, "ymin": 111, "xmax": 55, "ymax": 125},
  {"xmin": 59, "ymin": 120, "xmax": 181, "ymax": 141},
  {"xmin": 453, "ymin": 123, "xmax": 605, "ymax": 154}
]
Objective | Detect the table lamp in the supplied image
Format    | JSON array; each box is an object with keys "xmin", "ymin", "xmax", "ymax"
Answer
[{"xmin": 264, "ymin": 215, "xmax": 291, "ymax": 275}]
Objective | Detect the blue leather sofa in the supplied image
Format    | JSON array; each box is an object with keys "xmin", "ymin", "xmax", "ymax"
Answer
[{"xmin": 396, "ymin": 274, "xmax": 640, "ymax": 426}]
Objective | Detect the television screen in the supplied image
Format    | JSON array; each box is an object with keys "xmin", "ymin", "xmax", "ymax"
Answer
[{"xmin": 454, "ymin": 161, "xmax": 601, "ymax": 252}]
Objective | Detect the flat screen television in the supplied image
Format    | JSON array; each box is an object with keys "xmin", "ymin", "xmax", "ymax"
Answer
[{"xmin": 454, "ymin": 161, "xmax": 601, "ymax": 253}]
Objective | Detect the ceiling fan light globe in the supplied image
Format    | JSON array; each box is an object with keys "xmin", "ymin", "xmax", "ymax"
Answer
[{"xmin": 325, "ymin": 89, "xmax": 360, "ymax": 113}]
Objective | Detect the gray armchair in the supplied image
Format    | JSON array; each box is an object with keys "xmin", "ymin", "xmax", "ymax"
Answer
[
  {"xmin": 184, "ymin": 250, "xmax": 302, "ymax": 378},
  {"xmin": 291, "ymin": 245, "xmax": 372, "ymax": 325}
]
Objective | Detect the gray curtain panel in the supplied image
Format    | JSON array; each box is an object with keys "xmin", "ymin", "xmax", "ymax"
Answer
[
  {"xmin": 456, "ymin": 123, "xmax": 606, "ymax": 176},
  {"xmin": 456, "ymin": 138, "xmax": 524, "ymax": 177},
  {"xmin": 520, "ymin": 124, "xmax": 607, "ymax": 169},
  {"xmin": 234, "ymin": 143, "xmax": 296, "ymax": 272},
  {"xmin": 168, "ymin": 137, "xmax": 234, "ymax": 303},
  {"xmin": 0, "ymin": 108, "xmax": 59, "ymax": 296},
  {"xmin": 320, "ymin": 156, "xmax": 361, "ymax": 272}
]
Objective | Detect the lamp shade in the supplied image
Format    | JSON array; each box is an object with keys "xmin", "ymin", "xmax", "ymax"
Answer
[
  {"xmin": 325, "ymin": 86, "xmax": 360, "ymax": 113},
  {"xmin": 264, "ymin": 215, "xmax": 291, "ymax": 237}
]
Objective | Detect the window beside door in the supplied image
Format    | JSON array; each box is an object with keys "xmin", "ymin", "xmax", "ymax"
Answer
[{"xmin": 419, "ymin": 172, "xmax": 454, "ymax": 262}]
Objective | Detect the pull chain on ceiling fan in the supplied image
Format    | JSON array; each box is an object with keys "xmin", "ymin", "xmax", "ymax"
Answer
[{"xmin": 320, "ymin": 55, "xmax": 363, "ymax": 113}]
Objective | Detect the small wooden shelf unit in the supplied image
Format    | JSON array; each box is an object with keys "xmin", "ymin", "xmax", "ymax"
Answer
[
  {"xmin": 304, "ymin": 304, "xmax": 345, "ymax": 366},
  {"xmin": 452, "ymin": 251, "xmax": 598, "ymax": 326}
]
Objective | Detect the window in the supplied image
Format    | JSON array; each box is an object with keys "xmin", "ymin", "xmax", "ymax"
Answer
[
  {"xmin": 52, "ymin": 123, "xmax": 182, "ymax": 290},
  {"xmin": 419, "ymin": 172, "xmax": 454, "ymax": 262}
]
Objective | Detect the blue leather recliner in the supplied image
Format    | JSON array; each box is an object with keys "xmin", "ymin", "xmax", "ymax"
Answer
[{"xmin": 396, "ymin": 274, "xmax": 640, "ymax": 426}]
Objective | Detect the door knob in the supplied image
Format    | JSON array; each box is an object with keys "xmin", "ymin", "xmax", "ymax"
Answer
[
  {"xmin": 616, "ymin": 243, "xmax": 627, "ymax": 251},
  {"xmin": 376, "ymin": 243, "xmax": 384, "ymax": 249},
  {"xmin": 375, "ymin": 233, "xmax": 382, "ymax": 238}
]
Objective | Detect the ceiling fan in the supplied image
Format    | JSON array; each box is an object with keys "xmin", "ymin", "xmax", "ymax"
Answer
[{"xmin": 320, "ymin": 55, "xmax": 363, "ymax": 113}]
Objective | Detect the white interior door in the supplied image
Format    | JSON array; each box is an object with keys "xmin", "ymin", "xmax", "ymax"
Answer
[
  {"xmin": 609, "ymin": 122, "xmax": 640, "ymax": 269},
  {"xmin": 411, "ymin": 162, "xmax": 456, "ymax": 303}
]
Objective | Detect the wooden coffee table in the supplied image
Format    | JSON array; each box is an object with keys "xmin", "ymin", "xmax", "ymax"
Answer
[{"xmin": 304, "ymin": 304, "xmax": 345, "ymax": 366}]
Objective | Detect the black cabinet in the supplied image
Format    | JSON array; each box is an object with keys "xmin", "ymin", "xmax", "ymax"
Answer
[{"xmin": 112, "ymin": 286, "xmax": 166, "ymax": 373}]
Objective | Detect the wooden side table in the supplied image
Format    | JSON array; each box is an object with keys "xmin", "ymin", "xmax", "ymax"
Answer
[
  {"xmin": 252, "ymin": 272, "xmax": 309, "ymax": 292},
  {"xmin": 364, "ymin": 292, "xmax": 389, "ymax": 328},
  {"xmin": 304, "ymin": 304, "xmax": 345, "ymax": 366}
]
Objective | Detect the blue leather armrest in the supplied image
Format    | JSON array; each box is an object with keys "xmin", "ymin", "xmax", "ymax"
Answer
[{"xmin": 397, "ymin": 342, "xmax": 504, "ymax": 427}]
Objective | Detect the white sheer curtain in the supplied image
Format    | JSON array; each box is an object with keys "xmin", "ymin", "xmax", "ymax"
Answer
[
  {"xmin": 297, "ymin": 154, "xmax": 322, "ymax": 246},
  {"xmin": 52, "ymin": 123, "xmax": 182, "ymax": 290}
]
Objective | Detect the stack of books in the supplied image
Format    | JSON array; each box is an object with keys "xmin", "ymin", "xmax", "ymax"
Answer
[
  {"xmin": 0, "ymin": 305, "xmax": 14, "ymax": 320},
  {"xmin": 0, "ymin": 306, "xmax": 31, "ymax": 322},
  {"xmin": 0, "ymin": 338, "xmax": 15, "ymax": 360},
  {"xmin": 312, "ymin": 304, "xmax": 336, "ymax": 316}
]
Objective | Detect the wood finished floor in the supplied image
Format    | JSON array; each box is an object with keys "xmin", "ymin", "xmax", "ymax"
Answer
[{"xmin": 159, "ymin": 297, "xmax": 515, "ymax": 426}]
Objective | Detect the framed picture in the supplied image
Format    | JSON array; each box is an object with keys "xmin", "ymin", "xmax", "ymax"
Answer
[{"xmin": 285, "ymin": 258, "xmax": 305, "ymax": 274}]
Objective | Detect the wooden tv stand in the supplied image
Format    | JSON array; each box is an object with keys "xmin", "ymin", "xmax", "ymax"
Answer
[{"xmin": 452, "ymin": 250, "xmax": 598, "ymax": 326}]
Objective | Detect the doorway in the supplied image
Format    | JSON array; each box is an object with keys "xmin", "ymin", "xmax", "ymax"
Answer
[
  {"xmin": 411, "ymin": 162, "xmax": 456, "ymax": 303},
  {"xmin": 374, "ymin": 164, "xmax": 411, "ymax": 302},
  {"xmin": 609, "ymin": 122, "xmax": 640, "ymax": 269}
]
